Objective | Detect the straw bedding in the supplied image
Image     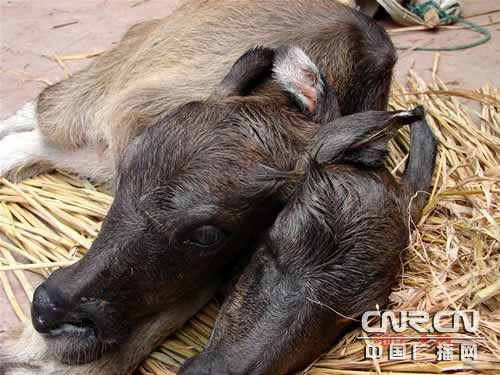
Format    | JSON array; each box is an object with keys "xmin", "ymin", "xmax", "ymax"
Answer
[{"xmin": 0, "ymin": 71, "xmax": 499, "ymax": 374}]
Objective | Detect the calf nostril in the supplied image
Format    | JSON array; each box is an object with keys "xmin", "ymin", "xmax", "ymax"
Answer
[
  {"xmin": 31, "ymin": 285, "xmax": 101, "ymax": 337},
  {"xmin": 31, "ymin": 284, "xmax": 67, "ymax": 333}
]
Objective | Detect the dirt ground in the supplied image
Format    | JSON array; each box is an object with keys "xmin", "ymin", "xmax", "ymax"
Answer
[{"xmin": 0, "ymin": 0, "xmax": 499, "ymax": 331}]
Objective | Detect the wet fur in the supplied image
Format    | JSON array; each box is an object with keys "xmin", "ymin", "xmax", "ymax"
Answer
[
  {"xmin": 180, "ymin": 111, "xmax": 437, "ymax": 375},
  {"xmin": 0, "ymin": 1, "xmax": 398, "ymax": 374}
]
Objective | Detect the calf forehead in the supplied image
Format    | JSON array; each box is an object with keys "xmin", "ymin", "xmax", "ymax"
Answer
[
  {"xmin": 270, "ymin": 166, "xmax": 403, "ymax": 252},
  {"xmin": 119, "ymin": 102, "xmax": 229, "ymax": 174},
  {"xmin": 312, "ymin": 166, "xmax": 398, "ymax": 209},
  {"xmin": 119, "ymin": 99, "xmax": 310, "ymax": 195}
]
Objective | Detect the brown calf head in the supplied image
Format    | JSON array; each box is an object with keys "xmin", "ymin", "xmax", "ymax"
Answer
[
  {"xmin": 179, "ymin": 108, "xmax": 437, "ymax": 375},
  {"xmin": 29, "ymin": 46, "xmax": 349, "ymax": 365}
]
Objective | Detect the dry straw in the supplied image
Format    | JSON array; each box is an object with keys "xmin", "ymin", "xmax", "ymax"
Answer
[{"xmin": 0, "ymin": 72, "xmax": 499, "ymax": 374}]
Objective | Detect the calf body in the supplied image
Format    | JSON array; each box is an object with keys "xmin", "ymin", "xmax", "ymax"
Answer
[
  {"xmin": 0, "ymin": 1, "xmax": 398, "ymax": 374},
  {"xmin": 0, "ymin": 0, "xmax": 394, "ymax": 182}
]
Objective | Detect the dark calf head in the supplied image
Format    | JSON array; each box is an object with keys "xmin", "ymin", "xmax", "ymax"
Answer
[
  {"xmin": 180, "ymin": 108, "xmax": 437, "ymax": 375},
  {"xmin": 31, "ymin": 46, "xmax": 343, "ymax": 364}
]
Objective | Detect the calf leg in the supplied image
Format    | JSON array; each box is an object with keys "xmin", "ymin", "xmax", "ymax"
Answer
[
  {"xmin": 0, "ymin": 102, "xmax": 37, "ymax": 140},
  {"xmin": 0, "ymin": 131, "xmax": 52, "ymax": 181},
  {"xmin": 0, "ymin": 130, "xmax": 113, "ymax": 183}
]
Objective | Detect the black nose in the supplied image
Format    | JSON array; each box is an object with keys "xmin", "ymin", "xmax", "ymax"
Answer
[
  {"xmin": 32, "ymin": 284, "xmax": 98, "ymax": 336},
  {"xmin": 31, "ymin": 284, "xmax": 68, "ymax": 333}
]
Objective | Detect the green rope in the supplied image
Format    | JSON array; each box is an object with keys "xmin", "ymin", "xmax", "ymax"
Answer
[
  {"xmin": 406, "ymin": 0, "xmax": 455, "ymax": 24},
  {"xmin": 396, "ymin": 0, "xmax": 491, "ymax": 51}
]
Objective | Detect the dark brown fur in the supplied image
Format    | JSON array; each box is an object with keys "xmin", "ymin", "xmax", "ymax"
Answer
[
  {"xmin": 180, "ymin": 108, "xmax": 437, "ymax": 375},
  {"xmin": 0, "ymin": 1, "xmax": 400, "ymax": 374}
]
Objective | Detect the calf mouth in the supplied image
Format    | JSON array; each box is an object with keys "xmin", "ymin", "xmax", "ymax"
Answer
[
  {"xmin": 43, "ymin": 321, "xmax": 114, "ymax": 365},
  {"xmin": 46, "ymin": 319, "xmax": 96, "ymax": 338}
]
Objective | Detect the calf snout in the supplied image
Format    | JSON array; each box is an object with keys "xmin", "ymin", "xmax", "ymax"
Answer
[
  {"xmin": 32, "ymin": 283, "xmax": 103, "ymax": 338},
  {"xmin": 32, "ymin": 284, "xmax": 67, "ymax": 333}
]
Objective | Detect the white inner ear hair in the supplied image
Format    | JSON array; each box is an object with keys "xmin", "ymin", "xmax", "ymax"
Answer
[{"xmin": 272, "ymin": 46, "xmax": 324, "ymax": 112}]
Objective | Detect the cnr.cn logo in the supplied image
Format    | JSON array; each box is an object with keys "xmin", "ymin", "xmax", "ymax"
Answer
[{"xmin": 361, "ymin": 310, "xmax": 479, "ymax": 333}]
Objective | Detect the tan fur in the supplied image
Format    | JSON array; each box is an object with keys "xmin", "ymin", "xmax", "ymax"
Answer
[{"xmin": 31, "ymin": 0, "xmax": 359, "ymax": 178}]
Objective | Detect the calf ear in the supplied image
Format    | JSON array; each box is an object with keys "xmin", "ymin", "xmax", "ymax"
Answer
[
  {"xmin": 212, "ymin": 47, "xmax": 275, "ymax": 99},
  {"xmin": 314, "ymin": 107, "xmax": 424, "ymax": 167},
  {"xmin": 212, "ymin": 46, "xmax": 332, "ymax": 118},
  {"xmin": 272, "ymin": 46, "xmax": 325, "ymax": 114}
]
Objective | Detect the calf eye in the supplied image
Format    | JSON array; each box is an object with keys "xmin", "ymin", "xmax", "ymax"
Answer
[{"xmin": 185, "ymin": 225, "xmax": 226, "ymax": 247}]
